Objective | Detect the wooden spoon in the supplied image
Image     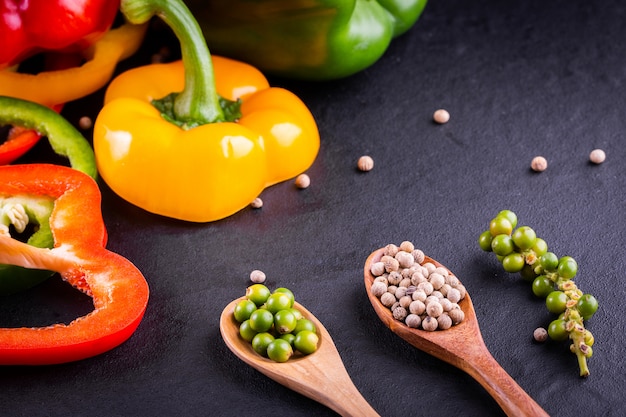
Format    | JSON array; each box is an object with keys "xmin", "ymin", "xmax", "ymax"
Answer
[
  {"xmin": 220, "ymin": 298, "xmax": 380, "ymax": 417},
  {"xmin": 364, "ymin": 248, "xmax": 549, "ymax": 417}
]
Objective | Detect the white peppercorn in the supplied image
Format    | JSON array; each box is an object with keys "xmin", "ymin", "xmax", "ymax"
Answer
[
  {"xmin": 425, "ymin": 295, "xmax": 440, "ymax": 305},
  {"xmin": 394, "ymin": 286, "xmax": 407, "ymax": 299},
  {"xmin": 250, "ymin": 197, "xmax": 263, "ymax": 209},
  {"xmin": 393, "ymin": 306, "xmax": 408, "ymax": 321},
  {"xmin": 381, "ymin": 255, "xmax": 400, "ymax": 272},
  {"xmin": 399, "ymin": 295, "xmax": 412, "ymax": 309},
  {"xmin": 78, "ymin": 116, "xmax": 93, "ymax": 130},
  {"xmin": 423, "ymin": 262, "xmax": 436, "ymax": 275},
  {"xmin": 249, "ymin": 270, "xmax": 266, "ymax": 283},
  {"xmin": 448, "ymin": 307, "xmax": 465, "ymax": 325},
  {"xmin": 401, "ymin": 268, "xmax": 413, "ymax": 279},
  {"xmin": 433, "ymin": 109, "xmax": 450, "ymax": 124},
  {"xmin": 411, "ymin": 271, "xmax": 426, "ymax": 286},
  {"xmin": 434, "ymin": 266, "xmax": 449, "ymax": 277},
  {"xmin": 387, "ymin": 271, "xmax": 403, "ymax": 286},
  {"xmin": 589, "ymin": 149, "xmax": 606, "ymax": 164},
  {"xmin": 399, "ymin": 241, "xmax": 415, "ymax": 253},
  {"xmin": 439, "ymin": 283, "xmax": 451, "ymax": 297},
  {"xmin": 399, "ymin": 278, "xmax": 411, "ymax": 288},
  {"xmin": 531, "ymin": 156, "xmax": 548, "ymax": 172},
  {"xmin": 446, "ymin": 275, "xmax": 460, "ymax": 287},
  {"xmin": 371, "ymin": 281, "xmax": 388, "ymax": 298},
  {"xmin": 409, "ymin": 300, "xmax": 426, "ymax": 315},
  {"xmin": 395, "ymin": 251, "xmax": 414, "ymax": 268},
  {"xmin": 447, "ymin": 287, "xmax": 462, "ymax": 304},
  {"xmin": 422, "ymin": 316, "xmax": 438, "ymax": 331},
  {"xmin": 370, "ymin": 261, "xmax": 386, "ymax": 277},
  {"xmin": 405, "ymin": 314, "xmax": 421, "ymax": 328},
  {"xmin": 437, "ymin": 313, "xmax": 453, "ymax": 330},
  {"xmin": 426, "ymin": 300, "xmax": 444, "ymax": 318},
  {"xmin": 411, "ymin": 249, "xmax": 425, "ymax": 264},
  {"xmin": 412, "ymin": 289, "xmax": 427, "ymax": 302},
  {"xmin": 380, "ymin": 292, "xmax": 396, "ymax": 307},
  {"xmin": 440, "ymin": 298, "xmax": 454, "ymax": 312},
  {"xmin": 387, "ymin": 285, "xmax": 398, "ymax": 296},
  {"xmin": 374, "ymin": 275, "xmax": 388, "ymax": 285},
  {"xmin": 384, "ymin": 244, "xmax": 399, "ymax": 257},
  {"xmin": 429, "ymin": 273, "xmax": 445, "ymax": 290},
  {"xmin": 357, "ymin": 155, "xmax": 374, "ymax": 172},
  {"xmin": 417, "ymin": 281, "xmax": 434, "ymax": 295},
  {"xmin": 295, "ymin": 173, "xmax": 310, "ymax": 188},
  {"xmin": 533, "ymin": 327, "xmax": 548, "ymax": 343}
]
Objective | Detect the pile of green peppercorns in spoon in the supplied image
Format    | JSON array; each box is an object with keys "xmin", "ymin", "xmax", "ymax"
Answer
[
  {"xmin": 478, "ymin": 210, "xmax": 598, "ymax": 378},
  {"xmin": 233, "ymin": 284, "xmax": 319, "ymax": 363}
]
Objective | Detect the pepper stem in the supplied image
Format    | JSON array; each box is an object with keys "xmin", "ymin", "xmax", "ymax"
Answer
[{"xmin": 120, "ymin": 0, "xmax": 225, "ymax": 126}]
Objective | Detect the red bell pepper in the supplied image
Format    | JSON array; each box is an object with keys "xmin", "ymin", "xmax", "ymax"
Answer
[
  {"xmin": 0, "ymin": 0, "xmax": 120, "ymax": 69},
  {"xmin": 0, "ymin": 164, "xmax": 149, "ymax": 365}
]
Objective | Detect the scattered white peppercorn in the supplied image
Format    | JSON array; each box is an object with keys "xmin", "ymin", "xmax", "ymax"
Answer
[
  {"xmin": 533, "ymin": 327, "xmax": 548, "ymax": 343},
  {"xmin": 531, "ymin": 156, "xmax": 548, "ymax": 172},
  {"xmin": 589, "ymin": 149, "xmax": 606, "ymax": 164},
  {"xmin": 433, "ymin": 109, "xmax": 450, "ymax": 124},
  {"xmin": 249, "ymin": 270, "xmax": 266, "ymax": 284},
  {"xmin": 250, "ymin": 197, "xmax": 263, "ymax": 209},
  {"xmin": 295, "ymin": 173, "xmax": 310, "ymax": 189},
  {"xmin": 357, "ymin": 155, "xmax": 374, "ymax": 172},
  {"xmin": 78, "ymin": 116, "xmax": 92, "ymax": 130}
]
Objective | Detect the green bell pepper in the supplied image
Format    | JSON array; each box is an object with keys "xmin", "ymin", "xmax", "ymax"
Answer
[
  {"xmin": 185, "ymin": 0, "xmax": 428, "ymax": 80},
  {"xmin": 0, "ymin": 96, "xmax": 97, "ymax": 294}
]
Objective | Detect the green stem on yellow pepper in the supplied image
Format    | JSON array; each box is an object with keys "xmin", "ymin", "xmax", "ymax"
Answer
[{"xmin": 121, "ymin": 0, "xmax": 233, "ymax": 128}]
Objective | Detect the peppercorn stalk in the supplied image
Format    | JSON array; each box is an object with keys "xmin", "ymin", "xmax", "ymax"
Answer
[
  {"xmin": 551, "ymin": 274, "xmax": 593, "ymax": 377},
  {"xmin": 120, "ymin": 0, "xmax": 235, "ymax": 128}
]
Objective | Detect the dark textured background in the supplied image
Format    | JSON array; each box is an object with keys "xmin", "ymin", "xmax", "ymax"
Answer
[{"xmin": 2, "ymin": 0, "xmax": 625, "ymax": 416}]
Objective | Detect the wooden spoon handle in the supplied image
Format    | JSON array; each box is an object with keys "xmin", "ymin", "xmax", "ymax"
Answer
[
  {"xmin": 317, "ymin": 368, "xmax": 381, "ymax": 417},
  {"xmin": 464, "ymin": 350, "xmax": 549, "ymax": 417}
]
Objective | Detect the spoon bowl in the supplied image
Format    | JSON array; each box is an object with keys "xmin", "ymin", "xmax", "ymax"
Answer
[
  {"xmin": 220, "ymin": 298, "xmax": 380, "ymax": 417},
  {"xmin": 364, "ymin": 248, "xmax": 549, "ymax": 417}
]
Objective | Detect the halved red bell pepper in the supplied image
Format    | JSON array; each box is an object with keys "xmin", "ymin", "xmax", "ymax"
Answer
[{"xmin": 0, "ymin": 164, "xmax": 149, "ymax": 365}]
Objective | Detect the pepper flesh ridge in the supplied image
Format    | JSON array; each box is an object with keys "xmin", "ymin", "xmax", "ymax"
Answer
[{"xmin": 0, "ymin": 164, "xmax": 148, "ymax": 365}]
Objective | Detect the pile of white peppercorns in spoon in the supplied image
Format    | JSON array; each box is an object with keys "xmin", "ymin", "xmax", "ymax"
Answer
[{"xmin": 369, "ymin": 241, "xmax": 467, "ymax": 331}]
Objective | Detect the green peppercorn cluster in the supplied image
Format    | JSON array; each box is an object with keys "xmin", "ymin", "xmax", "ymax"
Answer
[
  {"xmin": 478, "ymin": 210, "xmax": 598, "ymax": 378},
  {"xmin": 233, "ymin": 284, "xmax": 320, "ymax": 363}
]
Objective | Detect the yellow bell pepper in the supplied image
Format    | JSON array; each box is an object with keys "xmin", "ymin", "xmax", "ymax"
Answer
[
  {"xmin": 0, "ymin": 23, "xmax": 147, "ymax": 107},
  {"xmin": 93, "ymin": 0, "xmax": 320, "ymax": 223}
]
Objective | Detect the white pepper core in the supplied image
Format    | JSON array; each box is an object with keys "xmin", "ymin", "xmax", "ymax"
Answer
[
  {"xmin": 357, "ymin": 155, "xmax": 374, "ymax": 172},
  {"xmin": 295, "ymin": 173, "xmax": 310, "ymax": 189},
  {"xmin": 589, "ymin": 149, "xmax": 606, "ymax": 164},
  {"xmin": 531, "ymin": 156, "xmax": 548, "ymax": 172},
  {"xmin": 249, "ymin": 270, "xmax": 266, "ymax": 284},
  {"xmin": 250, "ymin": 197, "xmax": 263, "ymax": 209},
  {"xmin": 433, "ymin": 109, "xmax": 450, "ymax": 124},
  {"xmin": 533, "ymin": 327, "xmax": 548, "ymax": 343}
]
